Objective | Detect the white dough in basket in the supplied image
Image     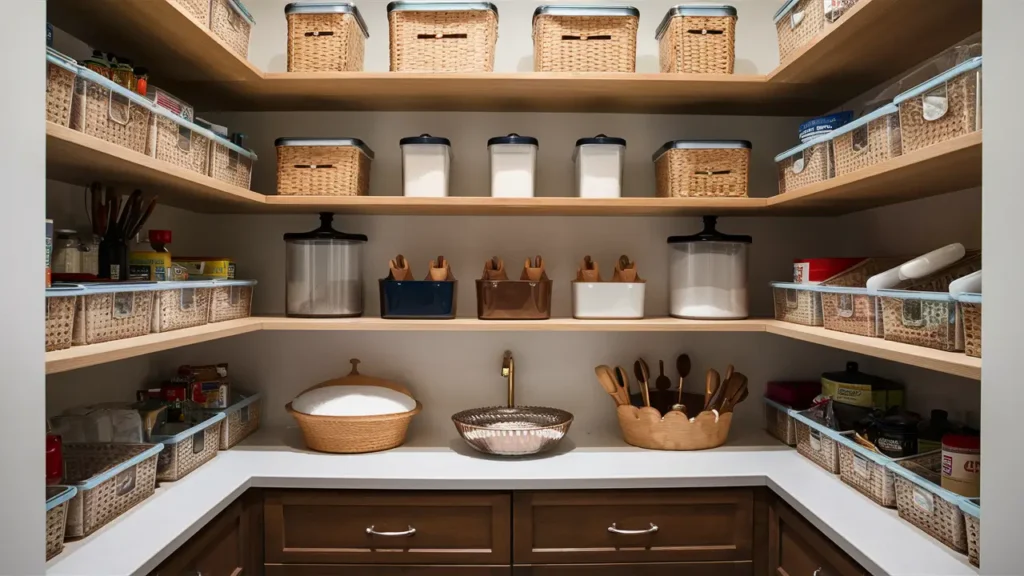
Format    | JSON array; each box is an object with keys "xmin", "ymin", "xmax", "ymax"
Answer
[{"xmin": 292, "ymin": 385, "xmax": 416, "ymax": 417}]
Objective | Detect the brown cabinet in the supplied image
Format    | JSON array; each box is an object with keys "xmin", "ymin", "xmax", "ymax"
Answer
[
  {"xmin": 150, "ymin": 490, "xmax": 261, "ymax": 576},
  {"xmin": 263, "ymin": 490, "xmax": 511, "ymax": 565},
  {"xmin": 513, "ymin": 489, "xmax": 754, "ymax": 565},
  {"xmin": 265, "ymin": 566, "xmax": 510, "ymax": 575},
  {"xmin": 512, "ymin": 562, "xmax": 751, "ymax": 575},
  {"xmin": 768, "ymin": 497, "xmax": 867, "ymax": 576}
]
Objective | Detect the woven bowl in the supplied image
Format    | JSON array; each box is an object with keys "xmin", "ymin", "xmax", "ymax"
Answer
[
  {"xmin": 452, "ymin": 406, "xmax": 573, "ymax": 456},
  {"xmin": 616, "ymin": 404, "xmax": 733, "ymax": 451},
  {"xmin": 288, "ymin": 401, "xmax": 422, "ymax": 454}
]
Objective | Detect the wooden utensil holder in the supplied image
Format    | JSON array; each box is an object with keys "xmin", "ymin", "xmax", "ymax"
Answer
[
  {"xmin": 616, "ymin": 392, "xmax": 733, "ymax": 450},
  {"xmin": 476, "ymin": 279, "xmax": 552, "ymax": 320}
]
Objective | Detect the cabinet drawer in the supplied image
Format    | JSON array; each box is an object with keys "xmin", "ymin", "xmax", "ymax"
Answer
[
  {"xmin": 513, "ymin": 562, "xmax": 752, "ymax": 575},
  {"xmin": 266, "ymin": 565, "xmax": 511, "ymax": 575},
  {"xmin": 769, "ymin": 499, "xmax": 866, "ymax": 576},
  {"xmin": 264, "ymin": 490, "xmax": 511, "ymax": 565},
  {"xmin": 513, "ymin": 489, "xmax": 754, "ymax": 564}
]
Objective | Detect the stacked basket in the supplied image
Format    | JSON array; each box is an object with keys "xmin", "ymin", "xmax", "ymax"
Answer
[
  {"xmin": 532, "ymin": 5, "xmax": 639, "ymax": 73},
  {"xmin": 286, "ymin": 2, "xmax": 369, "ymax": 72},
  {"xmin": 656, "ymin": 5, "xmax": 736, "ymax": 74},
  {"xmin": 388, "ymin": 2, "xmax": 498, "ymax": 72}
]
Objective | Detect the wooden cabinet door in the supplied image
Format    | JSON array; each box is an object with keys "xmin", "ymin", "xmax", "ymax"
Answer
[
  {"xmin": 512, "ymin": 562, "xmax": 752, "ymax": 575},
  {"xmin": 265, "ymin": 565, "xmax": 511, "ymax": 575},
  {"xmin": 768, "ymin": 498, "xmax": 867, "ymax": 576},
  {"xmin": 264, "ymin": 490, "xmax": 511, "ymax": 565},
  {"xmin": 513, "ymin": 489, "xmax": 754, "ymax": 565},
  {"xmin": 151, "ymin": 490, "xmax": 261, "ymax": 576}
]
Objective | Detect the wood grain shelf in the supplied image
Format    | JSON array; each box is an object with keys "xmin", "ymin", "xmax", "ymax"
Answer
[
  {"xmin": 46, "ymin": 0, "xmax": 980, "ymax": 114},
  {"xmin": 47, "ymin": 317, "xmax": 980, "ymax": 379}
]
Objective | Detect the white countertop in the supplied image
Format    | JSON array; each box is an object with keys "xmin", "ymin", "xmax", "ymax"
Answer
[{"xmin": 47, "ymin": 427, "xmax": 976, "ymax": 576}]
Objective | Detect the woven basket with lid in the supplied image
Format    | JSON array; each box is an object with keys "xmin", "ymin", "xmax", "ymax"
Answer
[
  {"xmin": 288, "ymin": 359, "xmax": 422, "ymax": 453},
  {"xmin": 388, "ymin": 1, "xmax": 498, "ymax": 72},
  {"xmin": 276, "ymin": 137, "xmax": 374, "ymax": 196},
  {"xmin": 287, "ymin": 2, "xmax": 369, "ymax": 72},
  {"xmin": 533, "ymin": 5, "xmax": 638, "ymax": 73},
  {"xmin": 657, "ymin": 5, "xmax": 736, "ymax": 74},
  {"xmin": 654, "ymin": 139, "xmax": 751, "ymax": 198}
]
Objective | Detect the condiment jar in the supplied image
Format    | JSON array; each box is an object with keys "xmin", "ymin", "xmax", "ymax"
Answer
[
  {"xmin": 942, "ymin": 432, "xmax": 980, "ymax": 497},
  {"xmin": 51, "ymin": 229, "xmax": 81, "ymax": 274},
  {"xmin": 871, "ymin": 413, "xmax": 920, "ymax": 458}
]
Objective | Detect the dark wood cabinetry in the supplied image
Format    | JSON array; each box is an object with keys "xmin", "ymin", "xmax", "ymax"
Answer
[
  {"xmin": 768, "ymin": 498, "xmax": 867, "ymax": 576},
  {"xmin": 150, "ymin": 490, "xmax": 261, "ymax": 576}
]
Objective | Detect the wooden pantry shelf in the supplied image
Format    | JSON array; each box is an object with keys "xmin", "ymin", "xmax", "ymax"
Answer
[
  {"xmin": 259, "ymin": 316, "xmax": 767, "ymax": 332},
  {"xmin": 768, "ymin": 131, "xmax": 982, "ymax": 214},
  {"xmin": 46, "ymin": 123, "xmax": 264, "ymax": 212},
  {"xmin": 768, "ymin": 0, "xmax": 981, "ymax": 88},
  {"xmin": 764, "ymin": 320, "xmax": 981, "ymax": 380},
  {"xmin": 45, "ymin": 318, "xmax": 262, "ymax": 374}
]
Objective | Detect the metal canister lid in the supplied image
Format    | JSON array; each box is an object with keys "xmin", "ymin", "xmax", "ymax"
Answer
[
  {"xmin": 534, "ymin": 5, "xmax": 639, "ymax": 20},
  {"xmin": 400, "ymin": 134, "xmax": 451, "ymax": 146},
  {"xmin": 487, "ymin": 133, "xmax": 539, "ymax": 147},
  {"xmin": 656, "ymin": 5, "xmax": 737, "ymax": 40},
  {"xmin": 575, "ymin": 134, "xmax": 626, "ymax": 147},
  {"xmin": 387, "ymin": 2, "xmax": 498, "ymax": 19},
  {"xmin": 274, "ymin": 137, "xmax": 375, "ymax": 159},
  {"xmin": 285, "ymin": 2, "xmax": 369, "ymax": 38},
  {"xmin": 667, "ymin": 216, "xmax": 752, "ymax": 244},
  {"xmin": 652, "ymin": 139, "xmax": 751, "ymax": 162},
  {"xmin": 283, "ymin": 213, "xmax": 368, "ymax": 242}
]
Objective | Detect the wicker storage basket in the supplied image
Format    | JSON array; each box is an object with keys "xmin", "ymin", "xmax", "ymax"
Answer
[
  {"xmin": 213, "ymin": 391, "xmax": 262, "ymax": 449},
  {"xmin": 46, "ymin": 49, "xmax": 77, "ymax": 127},
  {"xmin": 774, "ymin": 0, "xmax": 824, "ymax": 64},
  {"xmin": 72, "ymin": 286, "xmax": 155, "ymax": 345},
  {"xmin": 286, "ymin": 2, "xmax": 369, "ymax": 72},
  {"xmin": 287, "ymin": 359, "xmax": 422, "ymax": 453},
  {"xmin": 772, "ymin": 283, "xmax": 823, "ymax": 326},
  {"xmin": 837, "ymin": 437, "xmax": 932, "ymax": 509},
  {"xmin": 895, "ymin": 57, "xmax": 982, "ymax": 153},
  {"xmin": 152, "ymin": 412, "xmax": 225, "ymax": 481},
  {"xmin": 957, "ymin": 293, "xmax": 982, "ymax": 358},
  {"xmin": 831, "ymin": 104, "xmax": 903, "ymax": 178},
  {"xmin": 656, "ymin": 5, "xmax": 736, "ymax": 74},
  {"xmin": 210, "ymin": 0, "xmax": 255, "ymax": 59},
  {"xmin": 148, "ymin": 115, "xmax": 211, "ymax": 176},
  {"xmin": 792, "ymin": 411, "xmax": 847, "ymax": 474},
  {"xmin": 654, "ymin": 140, "xmax": 750, "ymax": 198},
  {"xmin": 276, "ymin": 137, "xmax": 374, "ymax": 196},
  {"xmin": 388, "ymin": 2, "xmax": 498, "ymax": 72},
  {"xmin": 69, "ymin": 66, "xmax": 152, "ymax": 155},
  {"xmin": 171, "ymin": 0, "xmax": 211, "ymax": 27},
  {"xmin": 763, "ymin": 397, "xmax": 796, "ymax": 446},
  {"xmin": 821, "ymin": 288, "xmax": 883, "ymax": 338},
  {"xmin": 960, "ymin": 498, "xmax": 980, "ymax": 567},
  {"xmin": 533, "ymin": 5, "xmax": 639, "ymax": 73},
  {"xmin": 45, "ymin": 294, "xmax": 76, "ymax": 351},
  {"xmin": 151, "ymin": 285, "xmax": 213, "ymax": 333},
  {"xmin": 209, "ymin": 136, "xmax": 257, "ymax": 189},
  {"xmin": 775, "ymin": 138, "xmax": 831, "ymax": 195},
  {"xmin": 45, "ymin": 486, "xmax": 77, "ymax": 560},
  {"xmin": 209, "ymin": 280, "xmax": 256, "ymax": 323},
  {"xmin": 63, "ymin": 443, "xmax": 162, "ymax": 538},
  {"xmin": 617, "ymin": 393, "xmax": 733, "ymax": 451},
  {"xmin": 890, "ymin": 452, "xmax": 968, "ymax": 553}
]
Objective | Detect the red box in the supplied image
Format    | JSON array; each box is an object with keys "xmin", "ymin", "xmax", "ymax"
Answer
[
  {"xmin": 766, "ymin": 381, "xmax": 821, "ymax": 410},
  {"xmin": 793, "ymin": 258, "xmax": 866, "ymax": 284}
]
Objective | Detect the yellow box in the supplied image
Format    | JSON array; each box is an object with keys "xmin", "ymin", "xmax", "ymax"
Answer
[{"xmin": 173, "ymin": 257, "xmax": 233, "ymax": 280}]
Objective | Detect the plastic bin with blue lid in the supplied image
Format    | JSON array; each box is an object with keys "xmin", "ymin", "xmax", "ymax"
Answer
[
  {"xmin": 830, "ymin": 104, "xmax": 903, "ymax": 177},
  {"xmin": 774, "ymin": 133, "xmax": 832, "ymax": 195},
  {"xmin": 209, "ymin": 279, "xmax": 258, "ymax": 323},
  {"xmin": 762, "ymin": 397, "xmax": 798, "ymax": 446},
  {"xmin": 62, "ymin": 55, "xmax": 153, "ymax": 155},
  {"xmin": 877, "ymin": 288, "xmax": 961, "ymax": 352},
  {"xmin": 789, "ymin": 409, "xmax": 853, "ymax": 474},
  {"xmin": 960, "ymin": 497, "xmax": 980, "ymax": 566},
  {"xmin": 774, "ymin": 0, "xmax": 824, "ymax": 64},
  {"xmin": 208, "ymin": 390, "xmax": 263, "ymax": 449},
  {"xmin": 211, "ymin": 0, "xmax": 256, "ymax": 59},
  {"xmin": 888, "ymin": 452, "xmax": 970, "ymax": 553},
  {"xmin": 152, "ymin": 411, "xmax": 226, "ymax": 481},
  {"xmin": 62, "ymin": 442, "xmax": 163, "ymax": 538},
  {"xmin": 895, "ymin": 56, "xmax": 982, "ymax": 153},
  {"xmin": 45, "ymin": 47, "xmax": 77, "ymax": 128},
  {"xmin": 48, "ymin": 282, "xmax": 156, "ymax": 346},
  {"xmin": 770, "ymin": 281, "xmax": 827, "ymax": 327},
  {"xmin": 955, "ymin": 292, "xmax": 981, "ymax": 358},
  {"xmin": 45, "ymin": 485, "xmax": 77, "ymax": 559}
]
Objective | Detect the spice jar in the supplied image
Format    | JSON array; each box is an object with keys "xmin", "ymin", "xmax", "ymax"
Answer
[
  {"xmin": 871, "ymin": 413, "xmax": 920, "ymax": 458},
  {"xmin": 942, "ymin": 433, "xmax": 980, "ymax": 497},
  {"xmin": 51, "ymin": 229, "xmax": 81, "ymax": 274},
  {"xmin": 133, "ymin": 66, "xmax": 149, "ymax": 96}
]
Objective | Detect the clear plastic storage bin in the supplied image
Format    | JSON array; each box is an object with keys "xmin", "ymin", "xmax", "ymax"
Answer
[
  {"xmin": 895, "ymin": 57, "xmax": 982, "ymax": 153},
  {"xmin": 956, "ymin": 293, "xmax": 981, "ymax": 358},
  {"xmin": 878, "ymin": 290, "xmax": 961, "ymax": 352},
  {"xmin": 152, "ymin": 283, "xmax": 214, "ymax": 333},
  {"xmin": 890, "ymin": 453, "xmax": 968, "ymax": 553},
  {"xmin": 69, "ymin": 62, "xmax": 152, "ymax": 155},
  {"xmin": 209, "ymin": 279, "xmax": 256, "ymax": 323},
  {"xmin": 68, "ymin": 284, "xmax": 156, "ymax": 346},
  {"xmin": 63, "ymin": 443, "xmax": 163, "ymax": 538},
  {"xmin": 45, "ymin": 48, "xmax": 77, "ymax": 127},
  {"xmin": 775, "ymin": 136, "xmax": 832, "ymax": 195},
  {"xmin": 152, "ymin": 411, "xmax": 226, "ymax": 481},
  {"xmin": 830, "ymin": 104, "xmax": 903, "ymax": 177}
]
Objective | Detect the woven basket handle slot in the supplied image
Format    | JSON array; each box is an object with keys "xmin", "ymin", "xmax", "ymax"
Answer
[
  {"xmin": 851, "ymin": 126, "xmax": 870, "ymax": 154},
  {"xmin": 687, "ymin": 29, "xmax": 724, "ymax": 35},
  {"xmin": 417, "ymin": 33, "xmax": 468, "ymax": 39},
  {"xmin": 107, "ymin": 91, "xmax": 132, "ymax": 126},
  {"xmin": 293, "ymin": 164, "xmax": 335, "ymax": 169},
  {"xmin": 561, "ymin": 34, "xmax": 612, "ymax": 41},
  {"xmin": 922, "ymin": 84, "xmax": 950, "ymax": 122},
  {"xmin": 304, "ymin": 31, "xmax": 335, "ymax": 37},
  {"xmin": 901, "ymin": 300, "xmax": 926, "ymax": 327},
  {"xmin": 177, "ymin": 126, "xmax": 193, "ymax": 153},
  {"xmin": 837, "ymin": 293, "xmax": 854, "ymax": 318},
  {"xmin": 694, "ymin": 169, "xmax": 733, "ymax": 176}
]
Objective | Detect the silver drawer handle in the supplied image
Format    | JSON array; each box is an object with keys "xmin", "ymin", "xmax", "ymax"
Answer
[
  {"xmin": 607, "ymin": 522, "xmax": 658, "ymax": 535},
  {"xmin": 366, "ymin": 525, "xmax": 416, "ymax": 537},
  {"xmin": 813, "ymin": 569, "xmax": 824, "ymax": 576}
]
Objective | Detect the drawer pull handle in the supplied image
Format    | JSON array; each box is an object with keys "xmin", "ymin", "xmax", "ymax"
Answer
[
  {"xmin": 813, "ymin": 569, "xmax": 824, "ymax": 576},
  {"xmin": 607, "ymin": 522, "xmax": 658, "ymax": 535},
  {"xmin": 366, "ymin": 525, "xmax": 417, "ymax": 537}
]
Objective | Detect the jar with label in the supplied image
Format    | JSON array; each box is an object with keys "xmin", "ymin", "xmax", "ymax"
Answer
[
  {"xmin": 871, "ymin": 413, "xmax": 920, "ymax": 458},
  {"xmin": 941, "ymin": 433, "xmax": 980, "ymax": 497},
  {"xmin": 51, "ymin": 229, "xmax": 81, "ymax": 274}
]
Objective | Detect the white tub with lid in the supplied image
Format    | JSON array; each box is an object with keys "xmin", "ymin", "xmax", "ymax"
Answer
[
  {"xmin": 400, "ymin": 134, "xmax": 451, "ymax": 197},
  {"xmin": 667, "ymin": 216, "xmax": 751, "ymax": 319},
  {"xmin": 574, "ymin": 134, "xmax": 626, "ymax": 198},
  {"xmin": 488, "ymin": 134, "xmax": 538, "ymax": 198}
]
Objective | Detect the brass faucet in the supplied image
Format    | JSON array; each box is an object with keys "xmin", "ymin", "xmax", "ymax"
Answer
[{"xmin": 501, "ymin": 350, "xmax": 514, "ymax": 407}]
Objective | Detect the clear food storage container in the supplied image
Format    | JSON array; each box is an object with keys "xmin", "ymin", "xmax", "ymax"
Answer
[
  {"xmin": 774, "ymin": 0, "xmax": 824, "ymax": 64},
  {"xmin": 151, "ymin": 282, "xmax": 214, "ymax": 334},
  {"xmin": 667, "ymin": 216, "xmax": 750, "ymax": 320},
  {"xmin": 67, "ymin": 283, "xmax": 156, "ymax": 346},
  {"xmin": 152, "ymin": 411, "xmax": 226, "ymax": 482},
  {"xmin": 656, "ymin": 5, "xmax": 737, "ymax": 74},
  {"xmin": 571, "ymin": 281, "xmax": 645, "ymax": 320},
  {"xmin": 63, "ymin": 443, "xmax": 163, "ymax": 538},
  {"xmin": 878, "ymin": 290, "xmax": 961, "ymax": 352},
  {"xmin": 532, "ymin": 5, "xmax": 639, "ymax": 73},
  {"xmin": 775, "ymin": 135, "xmax": 832, "ymax": 195},
  {"xmin": 46, "ymin": 48, "xmax": 77, "ymax": 127},
  {"xmin": 821, "ymin": 286, "xmax": 883, "ymax": 338},
  {"xmin": 69, "ymin": 60, "xmax": 153, "ymax": 155},
  {"xmin": 771, "ymin": 282, "xmax": 824, "ymax": 326},
  {"xmin": 276, "ymin": 137, "xmax": 374, "ymax": 196},
  {"xmin": 830, "ymin": 104, "xmax": 903, "ymax": 177},
  {"xmin": 284, "ymin": 213, "xmax": 367, "ymax": 317},
  {"xmin": 286, "ymin": 2, "xmax": 369, "ymax": 72},
  {"xmin": 653, "ymin": 139, "xmax": 751, "ymax": 198},
  {"xmin": 401, "ymin": 134, "xmax": 451, "ymax": 197},
  {"xmin": 210, "ymin": 0, "xmax": 255, "ymax": 59},
  {"xmin": 895, "ymin": 57, "xmax": 982, "ymax": 153},
  {"xmin": 209, "ymin": 279, "xmax": 257, "ymax": 322},
  {"xmin": 574, "ymin": 134, "xmax": 626, "ymax": 198},
  {"xmin": 956, "ymin": 293, "xmax": 981, "ymax": 358},
  {"xmin": 212, "ymin": 390, "xmax": 262, "ymax": 449},
  {"xmin": 387, "ymin": 1, "xmax": 498, "ymax": 72},
  {"xmin": 890, "ymin": 453, "xmax": 968, "ymax": 553},
  {"xmin": 489, "ymin": 133, "xmax": 538, "ymax": 198}
]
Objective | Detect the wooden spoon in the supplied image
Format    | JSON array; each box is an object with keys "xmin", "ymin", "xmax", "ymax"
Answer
[
  {"xmin": 614, "ymin": 366, "xmax": 632, "ymax": 406},
  {"xmin": 720, "ymin": 374, "xmax": 749, "ymax": 413},
  {"xmin": 655, "ymin": 360, "xmax": 671, "ymax": 391},
  {"xmin": 704, "ymin": 369, "xmax": 723, "ymax": 411},
  {"xmin": 578, "ymin": 255, "xmax": 601, "ymax": 282},
  {"xmin": 613, "ymin": 255, "xmax": 638, "ymax": 283},
  {"xmin": 633, "ymin": 360, "xmax": 651, "ymax": 408},
  {"xmin": 484, "ymin": 256, "xmax": 507, "ymax": 280},
  {"xmin": 594, "ymin": 365, "xmax": 623, "ymax": 407},
  {"xmin": 675, "ymin": 354, "xmax": 691, "ymax": 406}
]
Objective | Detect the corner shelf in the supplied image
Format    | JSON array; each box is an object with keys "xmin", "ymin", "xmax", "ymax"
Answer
[
  {"xmin": 46, "ymin": 317, "xmax": 980, "ymax": 380},
  {"xmin": 46, "ymin": 0, "xmax": 979, "ymax": 114}
]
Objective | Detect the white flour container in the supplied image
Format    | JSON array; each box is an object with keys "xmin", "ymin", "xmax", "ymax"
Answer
[
  {"xmin": 488, "ymin": 133, "xmax": 538, "ymax": 198},
  {"xmin": 667, "ymin": 216, "xmax": 751, "ymax": 319},
  {"xmin": 400, "ymin": 134, "xmax": 451, "ymax": 197},
  {"xmin": 573, "ymin": 134, "xmax": 626, "ymax": 198}
]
